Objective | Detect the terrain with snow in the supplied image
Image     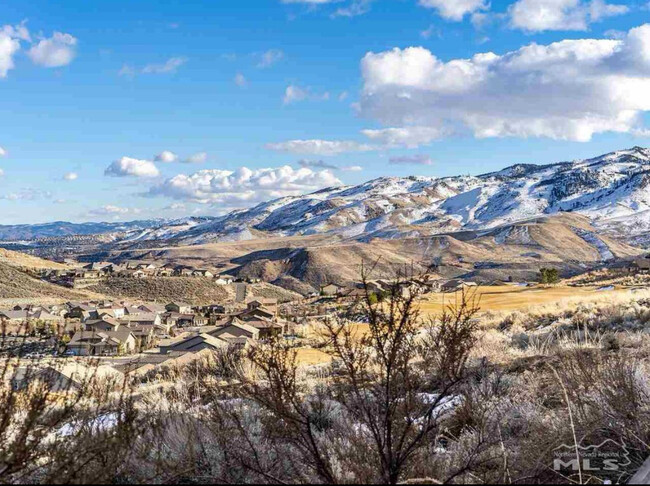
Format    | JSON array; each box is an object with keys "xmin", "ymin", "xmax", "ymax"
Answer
[{"xmin": 158, "ymin": 146, "xmax": 650, "ymax": 245}]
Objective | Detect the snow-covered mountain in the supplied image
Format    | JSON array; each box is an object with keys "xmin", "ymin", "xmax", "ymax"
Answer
[
  {"xmin": 165, "ymin": 146, "xmax": 650, "ymax": 244},
  {"xmin": 4, "ymin": 147, "xmax": 650, "ymax": 247}
]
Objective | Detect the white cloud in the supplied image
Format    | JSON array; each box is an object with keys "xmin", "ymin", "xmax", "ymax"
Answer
[
  {"xmin": 332, "ymin": 0, "xmax": 374, "ymax": 17},
  {"xmin": 266, "ymin": 139, "xmax": 376, "ymax": 156},
  {"xmin": 358, "ymin": 26, "xmax": 650, "ymax": 142},
  {"xmin": 341, "ymin": 165, "xmax": 363, "ymax": 172},
  {"xmin": 282, "ymin": 84, "xmax": 330, "ymax": 104},
  {"xmin": 418, "ymin": 0, "xmax": 489, "ymax": 21},
  {"xmin": 89, "ymin": 205, "xmax": 141, "ymax": 217},
  {"xmin": 284, "ymin": 85, "xmax": 308, "ymax": 104},
  {"xmin": 141, "ymin": 57, "xmax": 187, "ymax": 74},
  {"xmin": 28, "ymin": 32, "xmax": 77, "ymax": 68},
  {"xmin": 1, "ymin": 189, "xmax": 52, "ymax": 201},
  {"xmin": 165, "ymin": 202, "xmax": 186, "ymax": 210},
  {"xmin": 0, "ymin": 168, "xmax": 4, "ymax": 177},
  {"xmin": 2, "ymin": 22, "xmax": 30, "ymax": 42},
  {"xmin": 149, "ymin": 165, "xmax": 341, "ymax": 206},
  {"xmin": 0, "ymin": 146, "xmax": 6, "ymax": 157},
  {"xmin": 389, "ymin": 154, "xmax": 433, "ymax": 165},
  {"xmin": 297, "ymin": 159, "xmax": 339, "ymax": 170},
  {"xmin": 183, "ymin": 152, "xmax": 208, "ymax": 164},
  {"xmin": 155, "ymin": 150, "xmax": 178, "ymax": 163},
  {"xmin": 509, "ymin": 0, "xmax": 629, "ymax": 32},
  {"xmin": 0, "ymin": 26, "xmax": 24, "ymax": 78},
  {"xmin": 257, "ymin": 49, "xmax": 284, "ymax": 68},
  {"xmin": 361, "ymin": 126, "xmax": 447, "ymax": 147},
  {"xmin": 63, "ymin": 172, "xmax": 78, "ymax": 181},
  {"xmin": 234, "ymin": 72, "xmax": 247, "ymax": 87},
  {"xmin": 104, "ymin": 156, "xmax": 160, "ymax": 178}
]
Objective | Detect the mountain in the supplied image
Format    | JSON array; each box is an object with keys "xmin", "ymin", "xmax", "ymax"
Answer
[
  {"xmin": 0, "ymin": 217, "xmax": 214, "ymax": 241},
  {"xmin": 164, "ymin": 146, "xmax": 650, "ymax": 244},
  {"xmin": 3, "ymin": 147, "xmax": 650, "ymax": 250}
]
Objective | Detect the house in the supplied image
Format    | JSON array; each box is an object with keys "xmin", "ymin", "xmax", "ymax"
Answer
[
  {"xmin": 239, "ymin": 317, "xmax": 284, "ymax": 338},
  {"xmin": 127, "ymin": 325, "xmax": 156, "ymax": 351},
  {"xmin": 159, "ymin": 333, "xmax": 228, "ymax": 354},
  {"xmin": 214, "ymin": 276, "xmax": 233, "ymax": 285},
  {"xmin": 97, "ymin": 303, "xmax": 125, "ymax": 318},
  {"xmin": 246, "ymin": 298, "xmax": 278, "ymax": 316},
  {"xmin": 193, "ymin": 269, "xmax": 214, "ymax": 278},
  {"xmin": 177, "ymin": 267, "xmax": 194, "ymax": 277},
  {"xmin": 240, "ymin": 305, "xmax": 275, "ymax": 321},
  {"xmin": 119, "ymin": 312, "xmax": 162, "ymax": 327},
  {"xmin": 66, "ymin": 329, "xmax": 136, "ymax": 356},
  {"xmin": 633, "ymin": 256, "xmax": 650, "ymax": 271},
  {"xmin": 207, "ymin": 319, "xmax": 259, "ymax": 342},
  {"xmin": 166, "ymin": 302, "xmax": 193, "ymax": 314},
  {"xmin": 67, "ymin": 304, "xmax": 99, "ymax": 321},
  {"xmin": 0, "ymin": 310, "xmax": 29, "ymax": 323},
  {"xmin": 85, "ymin": 317, "xmax": 121, "ymax": 332},
  {"xmin": 441, "ymin": 279, "xmax": 477, "ymax": 292},
  {"xmin": 138, "ymin": 303, "xmax": 167, "ymax": 314},
  {"xmin": 320, "ymin": 283, "xmax": 344, "ymax": 296}
]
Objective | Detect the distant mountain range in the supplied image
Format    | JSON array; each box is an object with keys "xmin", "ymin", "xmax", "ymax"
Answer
[
  {"xmin": 0, "ymin": 218, "xmax": 213, "ymax": 241},
  {"xmin": 4, "ymin": 147, "xmax": 650, "ymax": 245}
]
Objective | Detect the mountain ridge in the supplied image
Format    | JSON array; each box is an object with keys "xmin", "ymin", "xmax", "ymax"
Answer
[{"xmin": 2, "ymin": 147, "xmax": 650, "ymax": 246}]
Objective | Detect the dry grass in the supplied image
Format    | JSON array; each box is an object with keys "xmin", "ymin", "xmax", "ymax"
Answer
[
  {"xmin": 419, "ymin": 284, "xmax": 639, "ymax": 315},
  {"xmin": 294, "ymin": 347, "xmax": 332, "ymax": 366}
]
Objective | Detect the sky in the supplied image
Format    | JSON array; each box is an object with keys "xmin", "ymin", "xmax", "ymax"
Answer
[{"xmin": 1, "ymin": 0, "xmax": 650, "ymax": 224}]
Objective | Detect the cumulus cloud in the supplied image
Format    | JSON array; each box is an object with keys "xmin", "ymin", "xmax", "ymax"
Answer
[
  {"xmin": 63, "ymin": 172, "xmax": 78, "ymax": 181},
  {"xmin": 149, "ymin": 166, "xmax": 341, "ymax": 206},
  {"xmin": 0, "ymin": 168, "xmax": 4, "ymax": 177},
  {"xmin": 266, "ymin": 139, "xmax": 376, "ymax": 156},
  {"xmin": 154, "ymin": 150, "xmax": 178, "ymax": 163},
  {"xmin": 257, "ymin": 49, "xmax": 284, "ymax": 68},
  {"xmin": 358, "ymin": 25, "xmax": 650, "ymax": 142},
  {"xmin": 0, "ymin": 146, "xmax": 6, "ymax": 157},
  {"xmin": 183, "ymin": 152, "xmax": 208, "ymax": 164},
  {"xmin": 283, "ymin": 84, "xmax": 329, "ymax": 104},
  {"xmin": 361, "ymin": 126, "xmax": 447, "ymax": 147},
  {"xmin": 104, "ymin": 157, "xmax": 160, "ymax": 178},
  {"xmin": 418, "ymin": 0, "xmax": 489, "ymax": 21},
  {"xmin": 28, "ymin": 32, "xmax": 77, "ymax": 68},
  {"xmin": 0, "ymin": 25, "xmax": 25, "ymax": 78},
  {"xmin": 142, "ymin": 57, "xmax": 187, "ymax": 74},
  {"xmin": 509, "ymin": 0, "xmax": 629, "ymax": 32},
  {"xmin": 284, "ymin": 85, "xmax": 308, "ymax": 104},
  {"xmin": 389, "ymin": 154, "xmax": 433, "ymax": 165}
]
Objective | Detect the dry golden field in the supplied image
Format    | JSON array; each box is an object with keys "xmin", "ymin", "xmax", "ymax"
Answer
[{"xmin": 419, "ymin": 284, "xmax": 638, "ymax": 315}]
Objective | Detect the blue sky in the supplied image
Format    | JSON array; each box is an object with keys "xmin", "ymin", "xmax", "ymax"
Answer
[{"xmin": 0, "ymin": 0, "xmax": 649, "ymax": 224}]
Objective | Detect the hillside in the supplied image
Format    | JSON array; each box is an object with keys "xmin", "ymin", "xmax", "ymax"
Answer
[
  {"xmin": 135, "ymin": 213, "xmax": 639, "ymax": 293},
  {"xmin": 152, "ymin": 146, "xmax": 650, "ymax": 245},
  {"xmin": 0, "ymin": 262, "xmax": 97, "ymax": 302},
  {"xmin": 86, "ymin": 276, "xmax": 301, "ymax": 305},
  {"xmin": 0, "ymin": 248, "xmax": 69, "ymax": 270}
]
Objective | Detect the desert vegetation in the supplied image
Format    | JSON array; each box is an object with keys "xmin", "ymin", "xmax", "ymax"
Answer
[{"xmin": 2, "ymin": 273, "xmax": 650, "ymax": 484}]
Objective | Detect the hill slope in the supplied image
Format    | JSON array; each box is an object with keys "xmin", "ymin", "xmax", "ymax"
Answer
[{"xmin": 158, "ymin": 146, "xmax": 650, "ymax": 244}]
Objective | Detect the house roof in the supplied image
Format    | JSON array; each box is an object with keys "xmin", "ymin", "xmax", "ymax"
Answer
[{"xmin": 167, "ymin": 301, "xmax": 191, "ymax": 308}]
